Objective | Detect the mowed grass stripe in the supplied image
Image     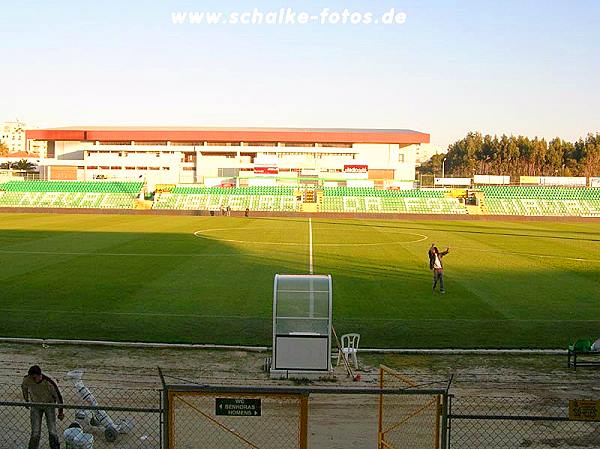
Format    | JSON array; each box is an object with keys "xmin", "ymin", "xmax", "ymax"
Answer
[
  {"xmin": 0, "ymin": 213, "xmax": 598, "ymax": 348},
  {"xmin": 429, "ymin": 224, "xmax": 599, "ymax": 321},
  {"xmin": 311, "ymin": 219, "xmax": 510, "ymax": 332},
  {"xmin": 0, "ymin": 216, "xmax": 310, "ymax": 344},
  {"xmin": 308, "ymin": 218, "xmax": 599, "ymax": 347}
]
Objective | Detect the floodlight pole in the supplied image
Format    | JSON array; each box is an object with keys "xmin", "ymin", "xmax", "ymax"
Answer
[{"xmin": 442, "ymin": 157, "xmax": 447, "ymax": 179}]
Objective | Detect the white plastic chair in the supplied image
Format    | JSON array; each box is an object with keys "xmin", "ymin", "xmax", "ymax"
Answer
[{"xmin": 337, "ymin": 333, "xmax": 360, "ymax": 370}]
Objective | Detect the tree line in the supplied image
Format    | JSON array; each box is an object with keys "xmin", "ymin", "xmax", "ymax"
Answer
[
  {"xmin": 0, "ymin": 143, "xmax": 37, "ymax": 171},
  {"xmin": 423, "ymin": 132, "xmax": 600, "ymax": 179},
  {"xmin": 0, "ymin": 142, "xmax": 9, "ymax": 157},
  {"xmin": 0, "ymin": 159, "xmax": 36, "ymax": 171}
]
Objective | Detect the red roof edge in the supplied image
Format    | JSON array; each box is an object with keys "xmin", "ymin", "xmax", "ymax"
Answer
[
  {"xmin": 26, "ymin": 128, "xmax": 429, "ymax": 145},
  {"xmin": 26, "ymin": 130, "xmax": 86, "ymax": 141}
]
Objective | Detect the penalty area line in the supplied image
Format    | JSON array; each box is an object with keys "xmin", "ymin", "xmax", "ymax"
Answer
[
  {"xmin": 0, "ymin": 308, "xmax": 266, "ymax": 320},
  {"xmin": 0, "ymin": 250, "xmax": 235, "ymax": 257}
]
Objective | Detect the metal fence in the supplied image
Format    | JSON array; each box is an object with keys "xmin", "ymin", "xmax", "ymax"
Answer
[
  {"xmin": 448, "ymin": 394, "xmax": 600, "ymax": 448},
  {"xmin": 162, "ymin": 378, "xmax": 450, "ymax": 449},
  {"xmin": 3, "ymin": 371, "xmax": 600, "ymax": 449},
  {"xmin": 0, "ymin": 383, "xmax": 162, "ymax": 449}
]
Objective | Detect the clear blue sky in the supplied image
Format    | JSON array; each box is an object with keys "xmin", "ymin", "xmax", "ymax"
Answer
[{"xmin": 1, "ymin": 0, "xmax": 599, "ymax": 147}]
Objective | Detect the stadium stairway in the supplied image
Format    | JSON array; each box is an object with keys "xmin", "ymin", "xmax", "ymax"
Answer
[
  {"xmin": 134, "ymin": 199, "xmax": 154, "ymax": 210},
  {"xmin": 300, "ymin": 203, "xmax": 318, "ymax": 212},
  {"xmin": 464, "ymin": 191, "xmax": 488, "ymax": 215},
  {"xmin": 300, "ymin": 188, "xmax": 320, "ymax": 212}
]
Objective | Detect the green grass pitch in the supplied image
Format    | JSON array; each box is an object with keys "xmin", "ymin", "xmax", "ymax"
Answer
[{"xmin": 0, "ymin": 213, "xmax": 598, "ymax": 348}]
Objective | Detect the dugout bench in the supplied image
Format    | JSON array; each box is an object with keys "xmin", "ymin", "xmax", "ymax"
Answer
[{"xmin": 567, "ymin": 339, "xmax": 600, "ymax": 370}]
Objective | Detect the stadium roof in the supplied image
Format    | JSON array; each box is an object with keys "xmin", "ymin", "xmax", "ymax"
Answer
[{"xmin": 26, "ymin": 126, "xmax": 430, "ymax": 145}]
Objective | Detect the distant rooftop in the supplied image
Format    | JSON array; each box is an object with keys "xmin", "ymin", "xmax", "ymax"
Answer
[
  {"xmin": 5, "ymin": 151, "xmax": 33, "ymax": 158},
  {"xmin": 26, "ymin": 126, "xmax": 430, "ymax": 145}
]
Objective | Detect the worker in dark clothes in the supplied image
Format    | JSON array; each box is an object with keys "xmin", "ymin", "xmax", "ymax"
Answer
[{"xmin": 21, "ymin": 365, "xmax": 64, "ymax": 449}]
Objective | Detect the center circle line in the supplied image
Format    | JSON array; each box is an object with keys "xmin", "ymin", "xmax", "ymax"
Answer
[{"xmin": 193, "ymin": 229, "xmax": 428, "ymax": 246}]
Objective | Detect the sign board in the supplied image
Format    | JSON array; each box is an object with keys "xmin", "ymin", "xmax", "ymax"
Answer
[
  {"xmin": 347, "ymin": 179, "xmax": 374, "ymax": 188},
  {"xmin": 434, "ymin": 177, "xmax": 471, "ymax": 186},
  {"xmin": 344, "ymin": 164, "xmax": 368, "ymax": 173},
  {"xmin": 568, "ymin": 400, "xmax": 600, "ymax": 421},
  {"xmin": 275, "ymin": 335, "xmax": 330, "ymax": 371},
  {"xmin": 216, "ymin": 398, "xmax": 261, "ymax": 417},
  {"xmin": 590, "ymin": 177, "xmax": 600, "ymax": 188},
  {"xmin": 154, "ymin": 184, "xmax": 176, "ymax": 193},
  {"xmin": 254, "ymin": 166, "xmax": 278, "ymax": 175},
  {"xmin": 386, "ymin": 181, "xmax": 415, "ymax": 190},
  {"xmin": 540, "ymin": 176, "xmax": 586, "ymax": 186},
  {"xmin": 520, "ymin": 176, "xmax": 541, "ymax": 184},
  {"xmin": 473, "ymin": 175, "xmax": 510, "ymax": 185}
]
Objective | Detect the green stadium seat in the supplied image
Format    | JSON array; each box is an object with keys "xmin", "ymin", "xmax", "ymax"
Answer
[
  {"xmin": 569, "ymin": 339, "xmax": 592, "ymax": 353},
  {"xmin": 480, "ymin": 185, "xmax": 600, "ymax": 217},
  {"xmin": 0, "ymin": 181, "xmax": 142, "ymax": 209}
]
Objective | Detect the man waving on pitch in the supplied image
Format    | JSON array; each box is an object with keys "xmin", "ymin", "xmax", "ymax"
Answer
[{"xmin": 428, "ymin": 243, "xmax": 450, "ymax": 294}]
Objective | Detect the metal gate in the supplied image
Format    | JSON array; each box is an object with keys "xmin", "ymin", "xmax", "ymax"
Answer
[
  {"xmin": 166, "ymin": 386, "xmax": 308, "ymax": 449},
  {"xmin": 163, "ymin": 378, "xmax": 449, "ymax": 449},
  {"xmin": 378, "ymin": 365, "xmax": 447, "ymax": 449}
]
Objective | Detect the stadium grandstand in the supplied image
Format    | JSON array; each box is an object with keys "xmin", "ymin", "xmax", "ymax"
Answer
[
  {"xmin": 0, "ymin": 126, "xmax": 594, "ymax": 217},
  {"xmin": 480, "ymin": 185, "xmax": 600, "ymax": 217},
  {"xmin": 1, "ymin": 179, "xmax": 600, "ymax": 216}
]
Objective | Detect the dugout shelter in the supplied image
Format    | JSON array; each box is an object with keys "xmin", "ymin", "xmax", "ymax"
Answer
[{"xmin": 270, "ymin": 274, "xmax": 333, "ymax": 379}]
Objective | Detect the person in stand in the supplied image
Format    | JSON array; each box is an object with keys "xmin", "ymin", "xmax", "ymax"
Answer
[
  {"xmin": 428, "ymin": 243, "xmax": 450, "ymax": 294},
  {"xmin": 21, "ymin": 365, "xmax": 64, "ymax": 449}
]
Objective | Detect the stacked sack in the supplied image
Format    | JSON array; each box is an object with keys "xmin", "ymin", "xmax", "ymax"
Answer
[{"xmin": 64, "ymin": 422, "xmax": 94, "ymax": 449}]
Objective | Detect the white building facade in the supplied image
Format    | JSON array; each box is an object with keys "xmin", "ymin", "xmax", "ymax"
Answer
[
  {"xmin": 26, "ymin": 127, "xmax": 430, "ymax": 188},
  {"xmin": 1, "ymin": 120, "xmax": 27, "ymax": 153}
]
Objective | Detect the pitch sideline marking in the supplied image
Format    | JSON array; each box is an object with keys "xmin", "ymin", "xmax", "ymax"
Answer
[
  {"xmin": 193, "ymin": 227, "xmax": 428, "ymax": 246},
  {"xmin": 0, "ymin": 308, "xmax": 597, "ymax": 322},
  {"xmin": 0, "ymin": 337, "xmax": 569, "ymax": 354},
  {"xmin": 454, "ymin": 247, "xmax": 600, "ymax": 263}
]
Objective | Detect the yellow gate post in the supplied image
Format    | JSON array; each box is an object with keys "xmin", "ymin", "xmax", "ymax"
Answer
[
  {"xmin": 378, "ymin": 366, "xmax": 384, "ymax": 449},
  {"xmin": 434, "ymin": 394, "xmax": 441, "ymax": 449}
]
